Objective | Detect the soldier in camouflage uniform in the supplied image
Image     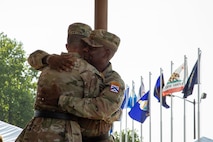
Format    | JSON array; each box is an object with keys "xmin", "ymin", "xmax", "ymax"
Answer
[
  {"xmin": 26, "ymin": 29, "xmax": 125, "ymax": 142},
  {"xmin": 75, "ymin": 29, "xmax": 125, "ymax": 142},
  {"xmin": 57, "ymin": 29, "xmax": 125, "ymax": 142},
  {"xmin": 15, "ymin": 23, "xmax": 105, "ymax": 142}
]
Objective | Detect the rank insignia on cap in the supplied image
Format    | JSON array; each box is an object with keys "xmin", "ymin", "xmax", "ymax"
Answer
[{"xmin": 110, "ymin": 81, "xmax": 120, "ymax": 93}]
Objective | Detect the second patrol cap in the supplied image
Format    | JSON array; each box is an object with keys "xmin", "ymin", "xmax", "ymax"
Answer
[{"xmin": 82, "ymin": 29, "xmax": 120, "ymax": 52}]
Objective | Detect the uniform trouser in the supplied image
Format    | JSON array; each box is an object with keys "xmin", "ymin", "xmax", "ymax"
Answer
[
  {"xmin": 15, "ymin": 117, "xmax": 82, "ymax": 142},
  {"xmin": 82, "ymin": 134, "xmax": 114, "ymax": 142}
]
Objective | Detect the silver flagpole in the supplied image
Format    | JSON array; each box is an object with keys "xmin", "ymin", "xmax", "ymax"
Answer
[
  {"xmin": 140, "ymin": 76, "xmax": 143, "ymax": 142},
  {"xmin": 120, "ymin": 84, "xmax": 128, "ymax": 142},
  {"xmin": 120, "ymin": 112, "xmax": 122, "ymax": 142},
  {"xmin": 184, "ymin": 98, "xmax": 186, "ymax": 142},
  {"xmin": 125, "ymin": 107, "xmax": 128, "ymax": 142},
  {"xmin": 160, "ymin": 68, "xmax": 163, "ymax": 142},
  {"xmin": 183, "ymin": 55, "xmax": 187, "ymax": 142},
  {"xmin": 197, "ymin": 48, "xmax": 201, "ymax": 142},
  {"xmin": 132, "ymin": 80, "xmax": 135, "ymax": 142},
  {"xmin": 170, "ymin": 61, "xmax": 174, "ymax": 142},
  {"xmin": 149, "ymin": 72, "xmax": 152, "ymax": 142},
  {"xmin": 125, "ymin": 85, "xmax": 128, "ymax": 142}
]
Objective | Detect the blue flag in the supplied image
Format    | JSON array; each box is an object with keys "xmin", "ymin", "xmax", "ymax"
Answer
[
  {"xmin": 128, "ymin": 91, "xmax": 150, "ymax": 123},
  {"xmin": 127, "ymin": 81, "xmax": 137, "ymax": 108},
  {"xmin": 121, "ymin": 86, "xmax": 129, "ymax": 109},
  {"xmin": 127, "ymin": 93, "xmax": 137, "ymax": 108},
  {"xmin": 182, "ymin": 60, "xmax": 198, "ymax": 98},
  {"xmin": 154, "ymin": 74, "xmax": 170, "ymax": 108}
]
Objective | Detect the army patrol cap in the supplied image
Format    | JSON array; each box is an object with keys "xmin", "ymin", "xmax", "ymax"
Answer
[
  {"xmin": 82, "ymin": 29, "xmax": 120, "ymax": 52},
  {"xmin": 68, "ymin": 22, "xmax": 92, "ymax": 37}
]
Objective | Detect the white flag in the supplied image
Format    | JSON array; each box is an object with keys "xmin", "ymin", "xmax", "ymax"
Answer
[{"xmin": 163, "ymin": 63, "xmax": 188, "ymax": 96}]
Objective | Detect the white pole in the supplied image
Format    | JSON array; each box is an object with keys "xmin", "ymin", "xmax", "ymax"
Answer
[
  {"xmin": 160, "ymin": 68, "xmax": 163, "ymax": 142},
  {"xmin": 125, "ymin": 107, "xmax": 128, "ymax": 142},
  {"xmin": 197, "ymin": 48, "xmax": 201, "ymax": 142},
  {"xmin": 125, "ymin": 85, "xmax": 128, "ymax": 142},
  {"xmin": 120, "ymin": 84, "xmax": 127, "ymax": 142},
  {"xmin": 170, "ymin": 61, "xmax": 174, "ymax": 142},
  {"xmin": 140, "ymin": 76, "xmax": 143, "ymax": 142},
  {"xmin": 184, "ymin": 98, "xmax": 186, "ymax": 142},
  {"xmin": 149, "ymin": 72, "xmax": 152, "ymax": 142},
  {"xmin": 183, "ymin": 55, "xmax": 187, "ymax": 142},
  {"xmin": 124, "ymin": 85, "xmax": 129, "ymax": 142},
  {"xmin": 120, "ymin": 116, "xmax": 122, "ymax": 142},
  {"xmin": 132, "ymin": 80, "xmax": 135, "ymax": 142}
]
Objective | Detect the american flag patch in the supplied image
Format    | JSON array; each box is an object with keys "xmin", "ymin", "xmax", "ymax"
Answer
[{"xmin": 110, "ymin": 82, "xmax": 120, "ymax": 93}]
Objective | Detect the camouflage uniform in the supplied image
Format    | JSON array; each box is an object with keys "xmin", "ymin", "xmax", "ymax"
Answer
[
  {"xmin": 59, "ymin": 30, "xmax": 125, "ymax": 141},
  {"xmin": 15, "ymin": 23, "xmax": 100, "ymax": 142}
]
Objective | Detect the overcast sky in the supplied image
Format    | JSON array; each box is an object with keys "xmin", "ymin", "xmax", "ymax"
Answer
[{"xmin": 1, "ymin": 0, "xmax": 213, "ymax": 141}]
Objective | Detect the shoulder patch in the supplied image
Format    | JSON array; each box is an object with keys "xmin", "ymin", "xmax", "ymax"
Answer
[{"xmin": 110, "ymin": 81, "xmax": 120, "ymax": 93}]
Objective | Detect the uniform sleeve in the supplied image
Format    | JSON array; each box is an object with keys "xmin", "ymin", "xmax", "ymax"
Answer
[
  {"xmin": 27, "ymin": 50, "xmax": 49, "ymax": 70},
  {"xmin": 58, "ymin": 79, "xmax": 125, "ymax": 122}
]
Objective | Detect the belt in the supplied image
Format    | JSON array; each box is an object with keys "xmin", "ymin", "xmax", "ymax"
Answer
[
  {"xmin": 82, "ymin": 134, "xmax": 110, "ymax": 142},
  {"xmin": 34, "ymin": 110, "xmax": 78, "ymax": 121}
]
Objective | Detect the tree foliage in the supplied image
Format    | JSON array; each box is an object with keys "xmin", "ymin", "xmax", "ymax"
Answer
[
  {"xmin": 113, "ymin": 129, "xmax": 141, "ymax": 142},
  {"xmin": 0, "ymin": 32, "xmax": 38, "ymax": 128}
]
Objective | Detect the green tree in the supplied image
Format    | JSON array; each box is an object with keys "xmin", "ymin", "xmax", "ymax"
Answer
[
  {"xmin": 0, "ymin": 32, "xmax": 38, "ymax": 128},
  {"xmin": 113, "ymin": 129, "xmax": 141, "ymax": 142}
]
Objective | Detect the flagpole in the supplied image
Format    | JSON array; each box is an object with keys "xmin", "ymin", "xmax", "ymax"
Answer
[
  {"xmin": 140, "ymin": 76, "xmax": 143, "ymax": 142},
  {"xmin": 170, "ymin": 61, "xmax": 174, "ymax": 142},
  {"xmin": 120, "ymin": 84, "xmax": 128, "ymax": 142},
  {"xmin": 125, "ymin": 106, "xmax": 128, "ymax": 142},
  {"xmin": 125, "ymin": 85, "xmax": 128, "ymax": 142},
  {"xmin": 149, "ymin": 72, "xmax": 152, "ymax": 142},
  {"xmin": 132, "ymin": 80, "xmax": 135, "ymax": 142},
  {"xmin": 120, "ymin": 114, "xmax": 122, "ymax": 142},
  {"xmin": 183, "ymin": 55, "xmax": 187, "ymax": 142},
  {"xmin": 126, "ymin": 85, "xmax": 130, "ymax": 142},
  {"xmin": 197, "ymin": 48, "xmax": 201, "ymax": 142},
  {"xmin": 160, "ymin": 68, "xmax": 163, "ymax": 142},
  {"xmin": 120, "ymin": 84, "xmax": 126, "ymax": 142}
]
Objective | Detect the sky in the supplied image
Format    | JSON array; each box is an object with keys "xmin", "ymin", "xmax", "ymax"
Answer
[{"xmin": 1, "ymin": 0, "xmax": 213, "ymax": 141}]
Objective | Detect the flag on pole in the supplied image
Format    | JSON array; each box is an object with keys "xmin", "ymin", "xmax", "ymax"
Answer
[
  {"xmin": 127, "ymin": 95, "xmax": 137, "ymax": 108},
  {"xmin": 121, "ymin": 85, "xmax": 130, "ymax": 109},
  {"xmin": 154, "ymin": 74, "xmax": 170, "ymax": 108},
  {"xmin": 182, "ymin": 60, "xmax": 198, "ymax": 98},
  {"xmin": 163, "ymin": 63, "xmax": 188, "ymax": 96},
  {"xmin": 127, "ymin": 81, "xmax": 137, "ymax": 108},
  {"xmin": 129, "ymin": 91, "xmax": 150, "ymax": 123},
  {"xmin": 138, "ymin": 78, "xmax": 145, "ymax": 98}
]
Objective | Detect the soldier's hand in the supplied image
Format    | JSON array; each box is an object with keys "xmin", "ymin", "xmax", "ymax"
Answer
[
  {"xmin": 105, "ymin": 109, "xmax": 122, "ymax": 123},
  {"xmin": 38, "ymin": 84, "xmax": 61, "ymax": 106},
  {"xmin": 47, "ymin": 54, "xmax": 74, "ymax": 72}
]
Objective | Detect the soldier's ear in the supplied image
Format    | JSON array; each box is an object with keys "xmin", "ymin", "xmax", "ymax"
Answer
[{"xmin": 65, "ymin": 44, "xmax": 68, "ymax": 50}]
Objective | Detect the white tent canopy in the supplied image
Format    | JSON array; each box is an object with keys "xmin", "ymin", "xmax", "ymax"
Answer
[
  {"xmin": 195, "ymin": 137, "xmax": 213, "ymax": 142},
  {"xmin": 0, "ymin": 120, "xmax": 23, "ymax": 142}
]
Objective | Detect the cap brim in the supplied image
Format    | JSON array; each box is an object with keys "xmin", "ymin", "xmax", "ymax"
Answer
[{"xmin": 82, "ymin": 38, "xmax": 103, "ymax": 48}]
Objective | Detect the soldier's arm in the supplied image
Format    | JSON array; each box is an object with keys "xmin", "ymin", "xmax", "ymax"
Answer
[
  {"xmin": 58, "ymin": 78, "xmax": 125, "ymax": 122},
  {"xmin": 27, "ymin": 50, "xmax": 50, "ymax": 70},
  {"xmin": 28, "ymin": 50, "xmax": 74, "ymax": 71}
]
